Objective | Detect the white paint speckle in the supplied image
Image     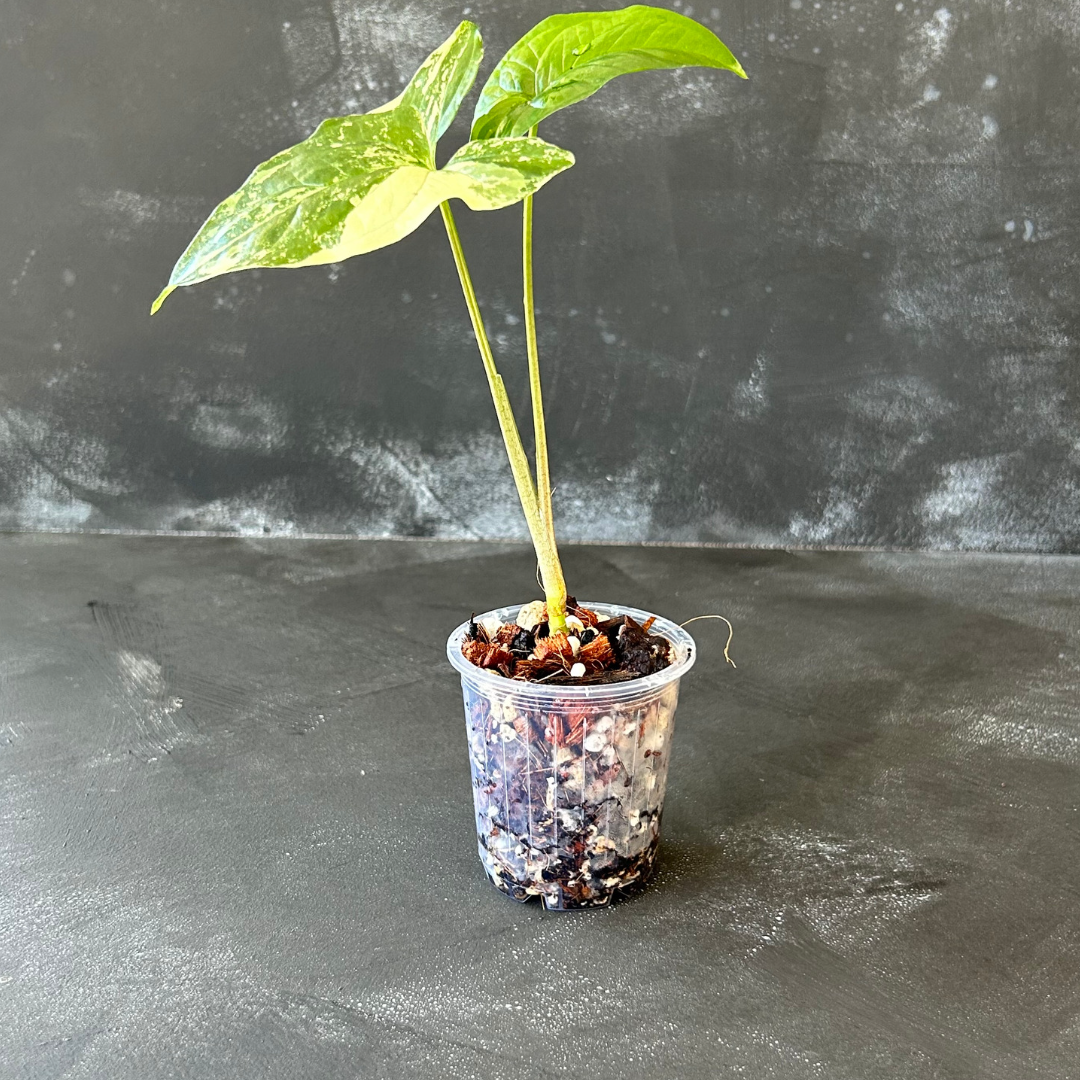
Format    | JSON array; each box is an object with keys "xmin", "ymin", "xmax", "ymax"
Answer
[
  {"xmin": 923, "ymin": 84, "xmax": 942, "ymax": 102},
  {"xmin": 921, "ymin": 457, "xmax": 1010, "ymax": 548},
  {"xmin": 929, "ymin": 8, "xmax": 952, "ymax": 45},
  {"xmin": 899, "ymin": 6, "xmax": 955, "ymax": 85},
  {"xmin": 964, "ymin": 710, "xmax": 1080, "ymax": 764},
  {"xmin": 10, "ymin": 248, "xmax": 37, "ymax": 296},
  {"xmin": 79, "ymin": 189, "xmax": 203, "ymax": 243},
  {"xmin": 732, "ymin": 353, "xmax": 770, "ymax": 419},
  {"xmin": 1005, "ymin": 220, "xmax": 1016, "ymax": 233},
  {"xmin": 981, "ymin": 115, "xmax": 999, "ymax": 139},
  {"xmin": 1023, "ymin": 218, "xmax": 1035, "ymax": 242},
  {"xmin": 683, "ymin": 825, "xmax": 949, "ymax": 953},
  {"xmin": 789, "ymin": 494, "xmax": 860, "ymax": 545},
  {"xmin": 116, "ymin": 651, "xmax": 167, "ymax": 698},
  {"xmin": 983, "ymin": 73, "xmax": 999, "ymax": 89}
]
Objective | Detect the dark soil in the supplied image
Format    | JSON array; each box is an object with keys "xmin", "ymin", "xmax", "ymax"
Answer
[{"xmin": 462, "ymin": 598, "xmax": 673, "ymax": 684}]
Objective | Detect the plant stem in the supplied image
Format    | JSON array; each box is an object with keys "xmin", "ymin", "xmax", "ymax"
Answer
[
  {"xmin": 440, "ymin": 201, "xmax": 565, "ymax": 618},
  {"xmin": 521, "ymin": 125, "xmax": 568, "ymax": 633}
]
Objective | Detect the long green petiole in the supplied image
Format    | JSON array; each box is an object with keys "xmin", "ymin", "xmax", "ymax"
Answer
[
  {"xmin": 521, "ymin": 126, "xmax": 568, "ymax": 633},
  {"xmin": 440, "ymin": 201, "xmax": 567, "ymax": 628}
]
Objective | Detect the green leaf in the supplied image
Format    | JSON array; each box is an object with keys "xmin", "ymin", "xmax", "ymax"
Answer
[
  {"xmin": 152, "ymin": 23, "xmax": 574, "ymax": 314},
  {"xmin": 471, "ymin": 4, "xmax": 747, "ymax": 140}
]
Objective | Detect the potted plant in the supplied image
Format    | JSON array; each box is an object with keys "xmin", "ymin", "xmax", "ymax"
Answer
[{"xmin": 152, "ymin": 6, "xmax": 745, "ymax": 908}]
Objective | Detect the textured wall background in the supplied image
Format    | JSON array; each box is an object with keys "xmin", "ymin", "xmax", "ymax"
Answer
[{"xmin": 2, "ymin": 0, "xmax": 1079, "ymax": 548}]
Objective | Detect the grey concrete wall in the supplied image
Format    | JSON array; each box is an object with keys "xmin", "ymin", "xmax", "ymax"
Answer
[{"xmin": 2, "ymin": 0, "xmax": 1078, "ymax": 548}]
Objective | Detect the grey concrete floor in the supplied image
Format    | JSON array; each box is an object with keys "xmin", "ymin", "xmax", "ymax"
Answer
[{"xmin": 2, "ymin": 534, "xmax": 1078, "ymax": 1079}]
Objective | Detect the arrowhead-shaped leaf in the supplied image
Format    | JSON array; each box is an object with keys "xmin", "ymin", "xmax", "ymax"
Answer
[
  {"xmin": 471, "ymin": 4, "xmax": 747, "ymax": 140},
  {"xmin": 152, "ymin": 21, "xmax": 573, "ymax": 314}
]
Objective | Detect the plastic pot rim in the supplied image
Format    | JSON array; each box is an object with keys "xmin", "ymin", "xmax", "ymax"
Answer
[{"xmin": 446, "ymin": 600, "xmax": 696, "ymax": 704}]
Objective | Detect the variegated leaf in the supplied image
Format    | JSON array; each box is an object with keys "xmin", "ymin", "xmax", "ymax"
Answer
[
  {"xmin": 152, "ymin": 22, "xmax": 575, "ymax": 313},
  {"xmin": 151, "ymin": 119, "xmax": 572, "ymax": 312},
  {"xmin": 441, "ymin": 137, "xmax": 577, "ymax": 208}
]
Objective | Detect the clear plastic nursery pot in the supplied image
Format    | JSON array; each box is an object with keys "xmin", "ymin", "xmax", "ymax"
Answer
[{"xmin": 447, "ymin": 603, "xmax": 696, "ymax": 911}]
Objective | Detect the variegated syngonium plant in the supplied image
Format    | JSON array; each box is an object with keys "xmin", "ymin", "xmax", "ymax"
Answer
[{"xmin": 152, "ymin": 6, "xmax": 745, "ymax": 635}]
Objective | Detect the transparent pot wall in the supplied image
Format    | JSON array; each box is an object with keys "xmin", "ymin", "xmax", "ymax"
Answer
[{"xmin": 447, "ymin": 603, "xmax": 696, "ymax": 911}]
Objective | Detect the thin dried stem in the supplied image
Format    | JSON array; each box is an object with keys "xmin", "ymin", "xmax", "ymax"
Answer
[{"xmin": 680, "ymin": 615, "xmax": 737, "ymax": 668}]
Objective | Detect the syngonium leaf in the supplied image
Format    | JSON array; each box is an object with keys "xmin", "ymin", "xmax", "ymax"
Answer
[
  {"xmin": 151, "ymin": 21, "xmax": 573, "ymax": 313},
  {"xmin": 471, "ymin": 4, "xmax": 747, "ymax": 140}
]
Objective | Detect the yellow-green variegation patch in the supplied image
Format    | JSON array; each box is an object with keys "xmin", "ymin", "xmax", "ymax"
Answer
[{"xmin": 151, "ymin": 21, "xmax": 574, "ymax": 313}]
